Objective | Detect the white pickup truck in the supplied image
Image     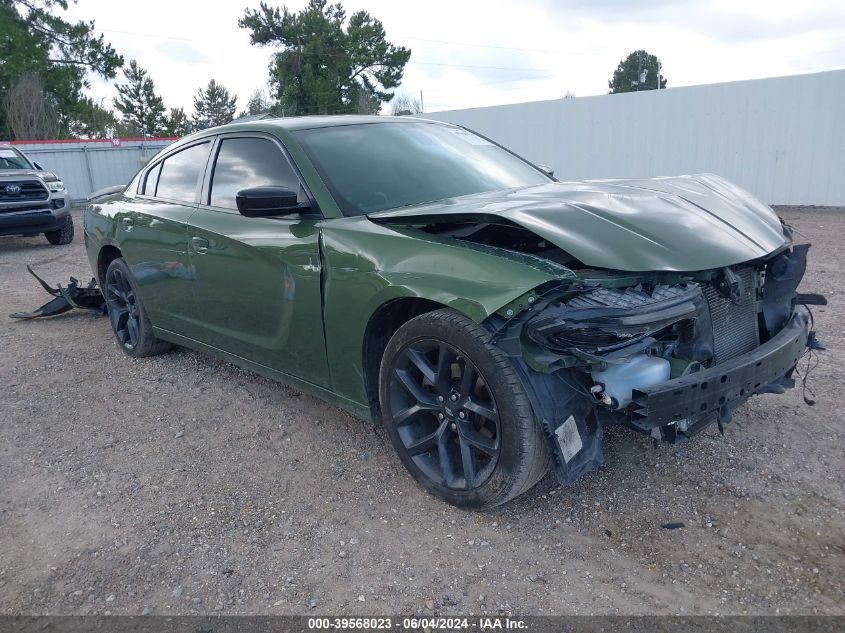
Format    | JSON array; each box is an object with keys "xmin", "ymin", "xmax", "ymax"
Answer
[{"xmin": 0, "ymin": 144, "xmax": 73, "ymax": 245}]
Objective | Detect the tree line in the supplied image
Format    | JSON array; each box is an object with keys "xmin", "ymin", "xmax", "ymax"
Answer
[
  {"xmin": 112, "ymin": 62, "xmax": 245, "ymax": 138},
  {"xmin": 1, "ymin": 0, "xmax": 667, "ymax": 141},
  {"xmin": 1, "ymin": 0, "xmax": 412, "ymax": 140}
]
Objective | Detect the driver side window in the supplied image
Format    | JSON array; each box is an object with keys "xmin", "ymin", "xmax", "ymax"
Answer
[{"xmin": 208, "ymin": 137, "xmax": 301, "ymax": 211}]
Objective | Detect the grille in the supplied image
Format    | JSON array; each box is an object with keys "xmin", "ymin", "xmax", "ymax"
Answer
[
  {"xmin": 703, "ymin": 266, "xmax": 760, "ymax": 363},
  {"xmin": 0, "ymin": 180, "xmax": 49, "ymax": 202}
]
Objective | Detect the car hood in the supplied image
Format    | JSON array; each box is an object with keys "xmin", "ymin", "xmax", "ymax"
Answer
[
  {"xmin": 0, "ymin": 168, "xmax": 57, "ymax": 182},
  {"xmin": 368, "ymin": 173, "xmax": 788, "ymax": 272}
]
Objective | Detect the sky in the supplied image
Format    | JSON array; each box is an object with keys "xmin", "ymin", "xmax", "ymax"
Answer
[{"xmin": 64, "ymin": 0, "xmax": 845, "ymax": 115}]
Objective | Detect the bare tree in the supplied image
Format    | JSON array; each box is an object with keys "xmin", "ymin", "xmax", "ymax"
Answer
[
  {"xmin": 3, "ymin": 74, "xmax": 60, "ymax": 140},
  {"xmin": 356, "ymin": 89, "xmax": 381, "ymax": 115},
  {"xmin": 390, "ymin": 94, "xmax": 422, "ymax": 116}
]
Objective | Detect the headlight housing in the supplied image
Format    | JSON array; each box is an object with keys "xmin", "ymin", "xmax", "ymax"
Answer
[
  {"xmin": 526, "ymin": 283, "xmax": 702, "ymax": 355},
  {"xmin": 46, "ymin": 180, "xmax": 65, "ymax": 192},
  {"xmin": 536, "ymin": 323, "xmax": 651, "ymax": 353}
]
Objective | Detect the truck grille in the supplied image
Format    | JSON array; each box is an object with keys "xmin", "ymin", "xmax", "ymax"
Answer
[
  {"xmin": 0, "ymin": 180, "xmax": 49, "ymax": 202},
  {"xmin": 703, "ymin": 266, "xmax": 760, "ymax": 363}
]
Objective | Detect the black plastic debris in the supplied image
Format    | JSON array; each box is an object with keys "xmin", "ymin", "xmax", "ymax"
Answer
[
  {"xmin": 661, "ymin": 521, "xmax": 685, "ymax": 530},
  {"xmin": 9, "ymin": 265, "xmax": 106, "ymax": 319}
]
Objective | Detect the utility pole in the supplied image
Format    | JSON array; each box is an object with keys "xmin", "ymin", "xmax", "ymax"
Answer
[{"xmin": 420, "ymin": 90, "xmax": 424, "ymax": 113}]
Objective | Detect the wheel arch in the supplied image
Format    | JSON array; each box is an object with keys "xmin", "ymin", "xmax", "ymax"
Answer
[
  {"xmin": 362, "ymin": 296, "xmax": 448, "ymax": 420},
  {"xmin": 97, "ymin": 244, "xmax": 123, "ymax": 287}
]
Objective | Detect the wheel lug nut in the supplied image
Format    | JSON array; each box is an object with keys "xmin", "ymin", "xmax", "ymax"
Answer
[
  {"xmin": 437, "ymin": 413, "xmax": 444, "ymax": 420},
  {"xmin": 450, "ymin": 423, "xmax": 457, "ymax": 431},
  {"xmin": 450, "ymin": 394, "xmax": 458, "ymax": 401},
  {"xmin": 458, "ymin": 411, "xmax": 465, "ymax": 419},
  {"xmin": 437, "ymin": 395, "xmax": 444, "ymax": 402}
]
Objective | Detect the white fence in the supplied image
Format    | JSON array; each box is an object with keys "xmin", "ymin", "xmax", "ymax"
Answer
[
  {"xmin": 9, "ymin": 138, "xmax": 176, "ymax": 202},
  {"xmin": 419, "ymin": 69, "xmax": 845, "ymax": 206}
]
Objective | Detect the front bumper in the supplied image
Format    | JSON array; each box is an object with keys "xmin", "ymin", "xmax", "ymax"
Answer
[
  {"xmin": 0, "ymin": 204, "xmax": 70, "ymax": 236},
  {"xmin": 627, "ymin": 306, "xmax": 811, "ymax": 438}
]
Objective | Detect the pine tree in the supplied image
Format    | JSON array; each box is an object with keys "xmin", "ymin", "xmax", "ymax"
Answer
[
  {"xmin": 113, "ymin": 60, "xmax": 166, "ymax": 136},
  {"xmin": 608, "ymin": 50, "xmax": 667, "ymax": 94},
  {"xmin": 1, "ymin": 0, "xmax": 123, "ymax": 139},
  {"xmin": 240, "ymin": 88, "xmax": 272, "ymax": 118},
  {"xmin": 163, "ymin": 107, "xmax": 189, "ymax": 137},
  {"xmin": 192, "ymin": 80, "xmax": 237, "ymax": 129},
  {"xmin": 240, "ymin": 0, "xmax": 410, "ymax": 116}
]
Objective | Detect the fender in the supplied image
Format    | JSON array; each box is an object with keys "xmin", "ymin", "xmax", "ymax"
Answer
[{"xmin": 320, "ymin": 216, "xmax": 575, "ymax": 405}]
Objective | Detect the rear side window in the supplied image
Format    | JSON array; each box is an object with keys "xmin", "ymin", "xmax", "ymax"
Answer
[
  {"xmin": 209, "ymin": 137, "xmax": 301, "ymax": 210},
  {"xmin": 154, "ymin": 142, "xmax": 210, "ymax": 202},
  {"xmin": 142, "ymin": 162, "xmax": 162, "ymax": 195}
]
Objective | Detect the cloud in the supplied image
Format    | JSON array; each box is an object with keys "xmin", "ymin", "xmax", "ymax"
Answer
[
  {"xmin": 157, "ymin": 40, "xmax": 210, "ymax": 65},
  {"xmin": 63, "ymin": 0, "xmax": 845, "ymax": 115},
  {"xmin": 532, "ymin": 0, "xmax": 845, "ymax": 44}
]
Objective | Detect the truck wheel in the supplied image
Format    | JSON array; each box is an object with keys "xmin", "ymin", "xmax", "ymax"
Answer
[
  {"xmin": 379, "ymin": 309, "xmax": 551, "ymax": 509},
  {"xmin": 104, "ymin": 258, "xmax": 172, "ymax": 358},
  {"xmin": 44, "ymin": 216, "xmax": 74, "ymax": 245}
]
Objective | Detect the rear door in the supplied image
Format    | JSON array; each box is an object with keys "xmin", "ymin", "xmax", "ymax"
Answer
[
  {"xmin": 184, "ymin": 133, "xmax": 329, "ymax": 386},
  {"xmin": 116, "ymin": 139, "xmax": 212, "ymax": 334}
]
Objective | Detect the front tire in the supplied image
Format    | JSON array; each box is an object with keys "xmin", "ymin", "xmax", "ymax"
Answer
[
  {"xmin": 379, "ymin": 309, "xmax": 550, "ymax": 509},
  {"xmin": 44, "ymin": 216, "xmax": 74, "ymax": 245},
  {"xmin": 104, "ymin": 258, "xmax": 171, "ymax": 358}
]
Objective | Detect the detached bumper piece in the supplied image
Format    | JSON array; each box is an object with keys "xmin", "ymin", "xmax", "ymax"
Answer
[
  {"xmin": 9, "ymin": 265, "xmax": 106, "ymax": 319},
  {"xmin": 627, "ymin": 307, "xmax": 811, "ymax": 441}
]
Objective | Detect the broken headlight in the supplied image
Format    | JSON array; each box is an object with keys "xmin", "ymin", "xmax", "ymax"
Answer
[
  {"xmin": 526, "ymin": 283, "xmax": 703, "ymax": 355},
  {"xmin": 534, "ymin": 323, "xmax": 651, "ymax": 353}
]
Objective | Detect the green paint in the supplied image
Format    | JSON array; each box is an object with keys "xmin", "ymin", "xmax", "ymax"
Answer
[{"xmin": 84, "ymin": 116, "xmax": 788, "ymax": 421}]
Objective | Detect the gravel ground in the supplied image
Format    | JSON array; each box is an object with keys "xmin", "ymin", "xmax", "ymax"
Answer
[{"xmin": 0, "ymin": 206, "xmax": 843, "ymax": 616}]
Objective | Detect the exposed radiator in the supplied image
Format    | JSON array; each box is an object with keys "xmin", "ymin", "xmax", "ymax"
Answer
[{"xmin": 703, "ymin": 266, "xmax": 760, "ymax": 363}]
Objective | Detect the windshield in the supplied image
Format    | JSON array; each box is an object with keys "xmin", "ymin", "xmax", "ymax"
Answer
[
  {"xmin": 293, "ymin": 122, "xmax": 551, "ymax": 216},
  {"xmin": 0, "ymin": 147, "xmax": 33, "ymax": 170}
]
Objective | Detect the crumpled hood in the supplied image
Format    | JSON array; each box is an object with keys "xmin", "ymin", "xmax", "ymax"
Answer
[
  {"xmin": 0, "ymin": 168, "xmax": 58, "ymax": 182},
  {"xmin": 369, "ymin": 174, "xmax": 788, "ymax": 272}
]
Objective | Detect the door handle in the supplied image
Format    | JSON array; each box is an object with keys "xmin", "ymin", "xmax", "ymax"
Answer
[{"xmin": 191, "ymin": 236, "xmax": 209, "ymax": 254}]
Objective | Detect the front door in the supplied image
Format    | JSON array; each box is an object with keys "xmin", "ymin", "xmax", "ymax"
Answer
[{"xmin": 184, "ymin": 134, "xmax": 329, "ymax": 387}]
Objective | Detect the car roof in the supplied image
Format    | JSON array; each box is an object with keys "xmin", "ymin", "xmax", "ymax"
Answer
[
  {"xmin": 188, "ymin": 115, "xmax": 447, "ymax": 138},
  {"xmin": 255, "ymin": 114, "xmax": 444, "ymax": 131},
  {"xmin": 163, "ymin": 115, "xmax": 453, "ymax": 154}
]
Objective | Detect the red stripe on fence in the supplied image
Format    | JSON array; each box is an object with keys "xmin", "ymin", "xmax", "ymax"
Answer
[{"xmin": 3, "ymin": 137, "xmax": 180, "ymax": 145}]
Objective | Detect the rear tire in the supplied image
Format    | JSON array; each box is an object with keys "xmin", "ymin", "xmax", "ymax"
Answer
[
  {"xmin": 104, "ymin": 258, "xmax": 171, "ymax": 358},
  {"xmin": 44, "ymin": 216, "xmax": 74, "ymax": 245},
  {"xmin": 378, "ymin": 309, "xmax": 550, "ymax": 509}
]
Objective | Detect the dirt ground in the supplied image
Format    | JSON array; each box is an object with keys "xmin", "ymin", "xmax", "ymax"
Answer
[{"xmin": 0, "ymin": 206, "xmax": 843, "ymax": 616}]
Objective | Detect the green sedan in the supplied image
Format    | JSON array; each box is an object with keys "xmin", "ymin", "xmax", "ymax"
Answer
[{"xmin": 84, "ymin": 116, "xmax": 822, "ymax": 508}]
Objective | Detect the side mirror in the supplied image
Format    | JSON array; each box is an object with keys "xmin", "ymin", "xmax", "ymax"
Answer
[
  {"xmin": 537, "ymin": 164, "xmax": 555, "ymax": 178},
  {"xmin": 235, "ymin": 186, "xmax": 309, "ymax": 217}
]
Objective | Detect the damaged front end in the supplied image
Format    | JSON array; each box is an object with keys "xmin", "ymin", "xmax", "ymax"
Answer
[{"xmin": 486, "ymin": 238, "xmax": 825, "ymax": 485}]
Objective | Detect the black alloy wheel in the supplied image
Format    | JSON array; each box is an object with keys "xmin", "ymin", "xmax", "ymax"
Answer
[
  {"xmin": 105, "ymin": 264, "xmax": 141, "ymax": 350},
  {"xmin": 103, "ymin": 258, "xmax": 171, "ymax": 358},
  {"xmin": 388, "ymin": 338, "xmax": 501, "ymax": 490},
  {"xmin": 379, "ymin": 309, "xmax": 551, "ymax": 508}
]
